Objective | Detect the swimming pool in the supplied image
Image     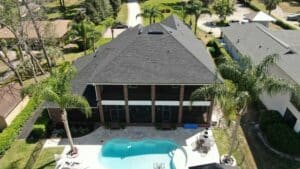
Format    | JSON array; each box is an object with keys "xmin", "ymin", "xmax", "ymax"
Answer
[{"xmin": 99, "ymin": 138, "xmax": 179, "ymax": 169}]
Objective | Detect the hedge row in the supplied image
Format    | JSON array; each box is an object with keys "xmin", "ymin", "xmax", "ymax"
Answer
[
  {"xmin": 259, "ymin": 110, "xmax": 300, "ymax": 156},
  {"xmin": 275, "ymin": 19, "xmax": 297, "ymax": 30},
  {"xmin": 207, "ymin": 39, "xmax": 233, "ymax": 65},
  {"xmin": 0, "ymin": 97, "xmax": 42, "ymax": 155},
  {"xmin": 29, "ymin": 110, "xmax": 51, "ymax": 140}
]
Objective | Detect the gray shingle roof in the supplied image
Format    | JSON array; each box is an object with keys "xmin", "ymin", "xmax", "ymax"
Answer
[
  {"xmin": 222, "ymin": 23, "xmax": 300, "ymax": 84},
  {"xmin": 72, "ymin": 15, "xmax": 219, "ymax": 95}
]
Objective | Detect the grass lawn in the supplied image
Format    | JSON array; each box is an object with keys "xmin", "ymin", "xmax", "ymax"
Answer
[
  {"xmin": 32, "ymin": 147, "xmax": 64, "ymax": 169},
  {"xmin": 45, "ymin": 0, "xmax": 84, "ymax": 20},
  {"xmin": 279, "ymin": 1, "xmax": 300, "ymax": 14},
  {"xmin": 213, "ymin": 128, "xmax": 257, "ymax": 169},
  {"xmin": 117, "ymin": 3, "xmax": 128, "ymax": 24},
  {"xmin": 0, "ymin": 140, "xmax": 37, "ymax": 169}
]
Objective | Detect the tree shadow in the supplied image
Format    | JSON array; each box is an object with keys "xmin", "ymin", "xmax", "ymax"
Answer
[{"xmin": 35, "ymin": 160, "xmax": 56, "ymax": 169}]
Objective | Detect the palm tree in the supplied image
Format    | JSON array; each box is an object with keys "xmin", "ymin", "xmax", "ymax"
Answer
[
  {"xmin": 37, "ymin": 63, "xmax": 91, "ymax": 154},
  {"xmin": 185, "ymin": 0, "xmax": 211, "ymax": 35},
  {"xmin": 137, "ymin": 5, "xmax": 163, "ymax": 24},
  {"xmin": 67, "ymin": 20, "xmax": 101, "ymax": 55},
  {"xmin": 191, "ymin": 54, "xmax": 295, "ymax": 163},
  {"xmin": 103, "ymin": 17, "xmax": 119, "ymax": 39},
  {"xmin": 264, "ymin": 0, "xmax": 282, "ymax": 14}
]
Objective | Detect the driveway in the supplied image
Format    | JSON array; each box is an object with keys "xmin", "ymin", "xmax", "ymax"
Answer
[
  {"xmin": 127, "ymin": 0, "xmax": 143, "ymax": 27},
  {"xmin": 197, "ymin": 3, "xmax": 254, "ymax": 37}
]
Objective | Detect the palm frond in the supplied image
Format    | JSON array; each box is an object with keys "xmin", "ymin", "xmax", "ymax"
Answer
[
  {"xmin": 41, "ymin": 87, "xmax": 61, "ymax": 105},
  {"xmin": 256, "ymin": 54, "xmax": 279, "ymax": 78},
  {"xmin": 61, "ymin": 94, "xmax": 92, "ymax": 118},
  {"xmin": 263, "ymin": 77, "xmax": 295, "ymax": 96},
  {"xmin": 218, "ymin": 62, "xmax": 241, "ymax": 83}
]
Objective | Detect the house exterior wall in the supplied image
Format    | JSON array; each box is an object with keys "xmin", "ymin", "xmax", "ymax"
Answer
[
  {"xmin": 223, "ymin": 34, "xmax": 300, "ymax": 132},
  {"xmin": 0, "ymin": 96, "xmax": 30, "ymax": 131}
]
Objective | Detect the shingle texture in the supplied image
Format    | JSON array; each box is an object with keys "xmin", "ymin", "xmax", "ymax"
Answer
[
  {"xmin": 72, "ymin": 15, "xmax": 219, "ymax": 95},
  {"xmin": 222, "ymin": 23, "xmax": 300, "ymax": 84}
]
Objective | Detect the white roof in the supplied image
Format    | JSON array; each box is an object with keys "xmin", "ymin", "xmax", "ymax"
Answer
[{"xmin": 245, "ymin": 11, "xmax": 276, "ymax": 22}]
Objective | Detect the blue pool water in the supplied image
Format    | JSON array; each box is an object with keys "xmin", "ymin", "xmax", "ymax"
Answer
[{"xmin": 99, "ymin": 138, "xmax": 178, "ymax": 169}]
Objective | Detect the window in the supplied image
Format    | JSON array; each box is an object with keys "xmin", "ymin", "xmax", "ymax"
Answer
[{"xmin": 283, "ymin": 109, "xmax": 297, "ymax": 129}]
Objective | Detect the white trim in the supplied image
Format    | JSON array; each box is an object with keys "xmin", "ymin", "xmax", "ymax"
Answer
[
  {"xmin": 183, "ymin": 101, "xmax": 211, "ymax": 106},
  {"xmin": 156, "ymin": 101, "xmax": 180, "ymax": 106},
  {"xmin": 102, "ymin": 100, "xmax": 125, "ymax": 105},
  {"xmin": 128, "ymin": 101, "xmax": 152, "ymax": 106},
  {"xmin": 101, "ymin": 100, "xmax": 211, "ymax": 106}
]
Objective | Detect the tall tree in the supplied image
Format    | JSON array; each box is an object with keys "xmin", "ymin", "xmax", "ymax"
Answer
[
  {"xmin": 85, "ymin": 0, "xmax": 113, "ymax": 24},
  {"xmin": 186, "ymin": 0, "xmax": 211, "ymax": 35},
  {"xmin": 58, "ymin": 0, "xmax": 65, "ymax": 11},
  {"xmin": 22, "ymin": 0, "xmax": 52, "ymax": 68},
  {"xmin": 191, "ymin": 54, "xmax": 295, "ymax": 163},
  {"xmin": 137, "ymin": 5, "xmax": 163, "ymax": 24},
  {"xmin": 34, "ymin": 63, "xmax": 91, "ymax": 154},
  {"xmin": 67, "ymin": 20, "xmax": 101, "ymax": 54},
  {"xmin": 0, "ymin": 40, "xmax": 23, "ymax": 86},
  {"xmin": 103, "ymin": 17, "xmax": 119, "ymax": 39},
  {"xmin": 109, "ymin": 0, "xmax": 121, "ymax": 18},
  {"xmin": 212, "ymin": 0, "xmax": 235, "ymax": 23},
  {"xmin": 264, "ymin": 0, "xmax": 282, "ymax": 14}
]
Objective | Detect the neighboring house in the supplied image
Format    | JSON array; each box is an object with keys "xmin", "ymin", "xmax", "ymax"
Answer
[
  {"xmin": 46, "ymin": 15, "xmax": 221, "ymax": 126},
  {"xmin": 244, "ymin": 11, "xmax": 275, "ymax": 28},
  {"xmin": 0, "ymin": 83, "xmax": 29, "ymax": 130},
  {"xmin": 221, "ymin": 23, "xmax": 300, "ymax": 132},
  {"xmin": 0, "ymin": 20, "xmax": 71, "ymax": 48}
]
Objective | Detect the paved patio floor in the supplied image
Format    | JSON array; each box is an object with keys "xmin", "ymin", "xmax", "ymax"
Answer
[{"xmin": 45, "ymin": 127, "xmax": 220, "ymax": 169}]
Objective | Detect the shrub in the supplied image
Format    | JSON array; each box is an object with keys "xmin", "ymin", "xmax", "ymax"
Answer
[
  {"xmin": 265, "ymin": 123, "xmax": 300, "ymax": 156},
  {"xmin": 30, "ymin": 110, "xmax": 51, "ymax": 140},
  {"xmin": 259, "ymin": 110, "xmax": 300, "ymax": 156},
  {"xmin": 275, "ymin": 20, "xmax": 296, "ymax": 30},
  {"xmin": 0, "ymin": 97, "xmax": 42, "ymax": 155},
  {"xmin": 207, "ymin": 39, "xmax": 232, "ymax": 65},
  {"xmin": 259, "ymin": 110, "xmax": 283, "ymax": 132}
]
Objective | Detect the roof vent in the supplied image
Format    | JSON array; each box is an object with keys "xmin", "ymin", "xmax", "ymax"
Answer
[
  {"xmin": 148, "ymin": 30, "xmax": 164, "ymax": 35},
  {"xmin": 285, "ymin": 50, "xmax": 296, "ymax": 55}
]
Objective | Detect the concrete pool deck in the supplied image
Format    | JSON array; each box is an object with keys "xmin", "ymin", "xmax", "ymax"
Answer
[{"xmin": 45, "ymin": 127, "xmax": 220, "ymax": 169}]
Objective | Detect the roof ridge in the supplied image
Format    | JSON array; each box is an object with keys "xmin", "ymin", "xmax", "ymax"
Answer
[
  {"xmin": 256, "ymin": 24, "xmax": 290, "ymax": 49},
  {"xmin": 159, "ymin": 23, "xmax": 217, "ymax": 79},
  {"xmin": 87, "ymin": 26, "xmax": 141, "ymax": 83}
]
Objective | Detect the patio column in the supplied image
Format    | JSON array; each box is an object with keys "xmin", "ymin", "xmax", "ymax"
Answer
[
  {"xmin": 123, "ymin": 85, "xmax": 130, "ymax": 123},
  {"xmin": 178, "ymin": 85, "xmax": 184, "ymax": 124},
  {"xmin": 151, "ymin": 85, "xmax": 156, "ymax": 123},
  {"xmin": 95, "ymin": 85, "xmax": 104, "ymax": 123},
  {"xmin": 207, "ymin": 99, "xmax": 214, "ymax": 126}
]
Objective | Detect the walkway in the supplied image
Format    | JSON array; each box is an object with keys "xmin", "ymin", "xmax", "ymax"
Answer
[
  {"xmin": 272, "ymin": 6, "xmax": 300, "ymax": 29},
  {"xmin": 197, "ymin": 3, "xmax": 254, "ymax": 37},
  {"xmin": 103, "ymin": 0, "xmax": 142, "ymax": 38}
]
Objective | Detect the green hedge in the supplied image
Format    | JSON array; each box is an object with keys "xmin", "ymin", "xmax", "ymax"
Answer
[
  {"xmin": 207, "ymin": 39, "xmax": 232, "ymax": 65},
  {"xmin": 246, "ymin": 2, "xmax": 260, "ymax": 12},
  {"xmin": 259, "ymin": 110, "xmax": 300, "ymax": 156},
  {"xmin": 30, "ymin": 110, "xmax": 51, "ymax": 140},
  {"xmin": 0, "ymin": 97, "xmax": 42, "ymax": 155},
  {"xmin": 259, "ymin": 110, "xmax": 283, "ymax": 132},
  {"xmin": 275, "ymin": 20, "xmax": 296, "ymax": 30}
]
